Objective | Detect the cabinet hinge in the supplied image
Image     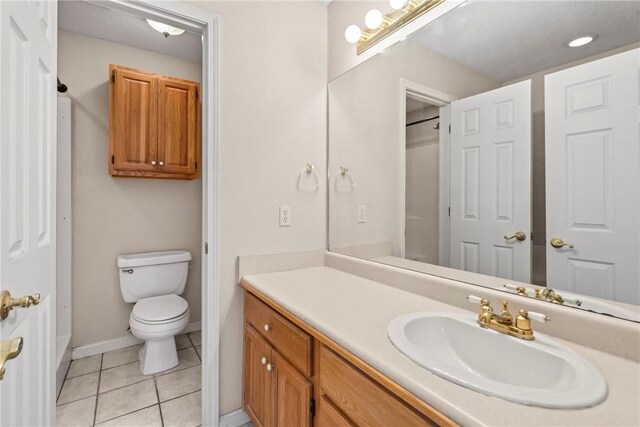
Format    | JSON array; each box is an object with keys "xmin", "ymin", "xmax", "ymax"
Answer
[
  {"xmin": 195, "ymin": 161, "xmax": 198, "ymax": 170},
  {"xmin": 310, "ymin": 397, "xmax": 315, "ymax": 417},
  {"xmin": 205, "ymin": 242, "xmax": 208, "ymax": 255},
  {"xmin": 111, "ymin": 155, "xmax": 114, "ymax": 164},
  {"xmin": 111, "ymin": 71, "xmax": 115, "ymax": 84},
  {"xmin": 448, "ymin": 206, "xmax": 451, "ymax": 217},
  {"xmin": 448, "ymin": 124, "xmax": 451, "ymax": 134}
]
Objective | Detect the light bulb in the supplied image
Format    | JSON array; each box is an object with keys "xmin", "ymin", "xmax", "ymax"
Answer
[
  {"xmin": 365, "ymin": 9, "xmax": 383, "ymax": 30},
  {"xmin": 389, "ymin": 0, "xmax": 408, "ymax": 10},
  {"xmin": 344, "ymin": 25, "xmax": 362, "ymax": 44},
  {"xmin": 146, "ymin": 19, "xmax": 185, "ymax": 37}
]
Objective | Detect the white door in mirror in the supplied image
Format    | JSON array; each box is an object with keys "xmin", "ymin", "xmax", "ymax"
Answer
[
  {"xmin": 449, "ymin": 81, "xmax": 532, "ymax": 282},
  {"xmin": 545, "ymin": 48, "xmax": 640, "ymax": 306}
]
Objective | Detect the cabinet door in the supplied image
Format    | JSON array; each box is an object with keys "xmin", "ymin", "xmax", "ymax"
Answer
[
  {"xmin": 273, "ymin": 351, "xmax": 312, "ymax": 427},
  {"xmin": 110, "ymin": 66, "xmax": 158, "ymax": 172},
  {"xmin": 244, "ymin": 326, "xmax": 273, "ymax": 427},
  {"xmin": 157, "ymin": 77, "xmax": 199, "ymax": 176}
]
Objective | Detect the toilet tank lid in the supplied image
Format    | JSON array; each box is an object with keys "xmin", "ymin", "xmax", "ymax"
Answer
[{"xmin": 117, "ymin": 250, "xmax": 191, "ymax": 268}]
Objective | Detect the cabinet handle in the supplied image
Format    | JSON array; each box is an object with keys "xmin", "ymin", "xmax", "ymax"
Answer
[
  {"xmin": 151, "ymin": 161, "xmax": 156, "ymax": 166},
  {"xmin": 263, "ymin": 324, "xmax": 270, "ymax": 332},
  {"xmin": 261, "ymin": 357, "xmax": 267, "ymax": 365},
  {"xmin": 266, "ymin": 363, "xmax": 273, "ymax": 372},
  {"xmin": 159, "ymin": 161, "xmax": 164, "ymax": 166}
]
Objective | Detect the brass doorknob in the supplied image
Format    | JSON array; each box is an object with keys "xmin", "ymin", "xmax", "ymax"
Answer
[
  {"xmin": 1, "ymin": 291, "xmax": 41, "ymax": 320},
  {"xmin": 0, "ymin": 337, "xmax": 23, "ymax": 381},
  {"xmin": 504, "ymin": 231, "xmax": 527, "ymax": 242},
  {"xmin": 550, "ymin": 238, "xmax": 574, "ymax": 249}
]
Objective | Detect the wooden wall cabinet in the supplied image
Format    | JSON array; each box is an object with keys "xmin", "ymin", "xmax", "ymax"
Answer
[
  {"xmin": 109, "ymin": 64, "xmax": 200, "ymax": 180},
  {"xmin": 242, "ymin": 288, "xmax": 454, "ymax": 427}
]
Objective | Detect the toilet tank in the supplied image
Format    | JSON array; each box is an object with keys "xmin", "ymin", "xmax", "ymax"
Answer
[{"xmin": 117, "ymin": 250, "xmax": 191, "ymax": 303}]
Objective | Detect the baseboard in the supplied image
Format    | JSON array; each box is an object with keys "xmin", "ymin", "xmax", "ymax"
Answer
[
  {"xmin": 71, "ymin": 320, "xmax": 202, "ymax": 360},
  {"xmin": 219, "ymin": 408, "xmax": 250, "ymax": 427}
]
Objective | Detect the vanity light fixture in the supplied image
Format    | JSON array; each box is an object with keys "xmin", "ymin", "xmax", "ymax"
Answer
[
  {"xmin": 568, "ymin": 34, "xmax": 598, "ymax": 47},
  {"xmin": 146, "ymin": 19, "xmax": 185, "ymax": 38},
  {"xmin": 365, "ymin": 9, "xmax": 384, "ymax": 29},
  {"xmin": 344, "ymin": 0, "xmax": 445, "ymax": 54},
  {"xmin": 344, "ymin": 25, "xmax": 363, "ymax": 44},
  {"xmin": 390, "ymin": 0, "xmax": 409, "ymax": 10}
]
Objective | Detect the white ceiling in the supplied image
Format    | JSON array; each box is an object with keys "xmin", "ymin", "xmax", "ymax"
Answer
[
  {"xmin": 58, "ymin": 1, "xmax": 202, "ymax": 63},
  {"xmin": 408, "ymin": 0, "xmax": 640, "ymax": 83}
]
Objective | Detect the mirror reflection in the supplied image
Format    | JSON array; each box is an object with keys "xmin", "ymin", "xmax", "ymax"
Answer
[{"xmin": 328, "ymin": 0, "xmax": 640, "ymax": 321}]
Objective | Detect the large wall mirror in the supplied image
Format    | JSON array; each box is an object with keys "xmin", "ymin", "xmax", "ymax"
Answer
[{"xmin": 328, "ymin": 0, "xmax": 640, "ymax": 322}]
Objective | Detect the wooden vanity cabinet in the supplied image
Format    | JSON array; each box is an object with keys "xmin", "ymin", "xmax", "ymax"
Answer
[
  {"xmin": 109, "ymin": 64, "xmax": 200, "ymax": 180},
  {"xmin": 244, "ymin": 293, "xmax": 313, "ymax": 427},
  {"xmin": 242, "ymin": 288, "xmax": 454, "ymax": 427}
]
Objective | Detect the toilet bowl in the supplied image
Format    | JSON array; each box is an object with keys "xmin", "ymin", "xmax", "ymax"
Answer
[
  {"xmin": 129, "ymin": 294, "xmax": 190, "ymax": 374},
  {"xmin": 117, "ymin": 250, "xmax": 192, "ymax": 375}
]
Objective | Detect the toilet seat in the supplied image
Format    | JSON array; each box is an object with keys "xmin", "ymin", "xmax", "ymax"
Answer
[{"xmin": 132, "ymin": 294, "xmax": 188, "ymax": 324}]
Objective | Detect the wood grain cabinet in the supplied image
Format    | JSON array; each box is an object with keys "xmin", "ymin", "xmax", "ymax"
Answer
[
  {"xmin": 244, "ymin": 292, "xmax": 313, "ymax": 427},
  {"xmin": 109, "ymin": 64, "xmax": 200, "ymax": 180},
  {"xmin": 242, "ymin": 289, "xmax": 454, "ymax": 427}
]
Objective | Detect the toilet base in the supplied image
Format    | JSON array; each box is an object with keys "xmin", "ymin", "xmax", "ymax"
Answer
[{"xmin": 139, "ymin": 337, "xmax": 179, "ymax": 375}]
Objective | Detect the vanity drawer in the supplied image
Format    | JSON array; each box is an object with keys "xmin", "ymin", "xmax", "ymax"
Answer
[
  {"xmin": 245, "ymin": 292, "xmax": 312, "ymax": 377},
  {"xmin": 319, "ymin": 345, "xmax": 436, "ymax": 427}
]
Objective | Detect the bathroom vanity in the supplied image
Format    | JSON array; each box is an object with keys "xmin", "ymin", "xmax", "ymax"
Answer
[
  {"xmin": 241, "ymin": 284, "xmax": 451, "ymax": 427},
  {"xmin": 239, "ymin": 262, "xmax": 640, "ymax": 427}
]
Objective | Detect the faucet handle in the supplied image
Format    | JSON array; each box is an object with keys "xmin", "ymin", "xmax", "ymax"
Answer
[
  {"xmin": 527, "ymin": 311, "xmax": 550, "ymax": 323},
  {"xmin": 467, "ymin": 295, "xmax": 484, "ymax": 304}
]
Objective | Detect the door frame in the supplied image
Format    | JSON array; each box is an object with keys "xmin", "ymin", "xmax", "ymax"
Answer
[
  {"xmin": 73, "ymin": 1, "xmax": 220, "ymax": 424},
  {"xmin": 398, "ymin": 79, "xmax": 456, "ymax": 263}
]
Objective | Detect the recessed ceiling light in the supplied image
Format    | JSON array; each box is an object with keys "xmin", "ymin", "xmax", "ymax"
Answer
[
  {"xmin": 146, "ymin": 19, "xmax": 185, "ymax": 38},
  {"xmin": 568, "ymin": 34, "xmax": 598, "ymax": 48}
]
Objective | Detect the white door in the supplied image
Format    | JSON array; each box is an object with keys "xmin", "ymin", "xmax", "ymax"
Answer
[
  {"xmin": 545, "ymin": 49, "xmax": 640, "ymax": 305},
  {"xmin": 0, "ymin": 1, "xmax": 57, "ymax": 426},
  {"xmin": 449, "ymin": 81, "xmax": 532, "ymax": 282}
]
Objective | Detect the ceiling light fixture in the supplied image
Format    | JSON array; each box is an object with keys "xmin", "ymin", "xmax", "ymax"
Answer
[
  {"xmin": 568, "ymin": 34, "xmax": 598, "ymax": 48},
  {"xmin": 146, "ymin": 19, "xmax": 185, "ymax": 38}
]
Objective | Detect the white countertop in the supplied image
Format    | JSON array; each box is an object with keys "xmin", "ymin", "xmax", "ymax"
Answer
[{"xmin": 242, "ymin": 266, "xmax": 640, "ymax": 427}]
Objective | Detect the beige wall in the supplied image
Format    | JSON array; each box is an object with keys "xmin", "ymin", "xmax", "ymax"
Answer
[
  {"xmin": 329, "ymin": 42, "xmax": 499, "ymax": 256},
  {"xmin": 183, "ymin": 1, "xmax": 328, "ymax": 414},
  {"xmin": 58, "ymin": 31, "xmax": 203, "ymax": 348}
]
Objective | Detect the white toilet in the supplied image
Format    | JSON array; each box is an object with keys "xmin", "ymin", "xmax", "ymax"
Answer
[{"xmin": 117, "ymin": 250, "xmax": 191, "ymax": 375}]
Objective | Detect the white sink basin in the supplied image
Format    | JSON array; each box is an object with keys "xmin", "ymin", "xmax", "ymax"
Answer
[{"xmin": 388, "ymin": 312, "xmax": 607, "ymax": 408}]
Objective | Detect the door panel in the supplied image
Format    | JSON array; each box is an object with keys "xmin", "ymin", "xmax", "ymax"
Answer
[
  {"xmin": 157, "ymin": 78, "xmax": 198, "ymax": 175},
  {"xmin": 1, "ymin": 1, "xmax": 57, "ymax": 425},
  {"xmin": 273, "ymin": 351, "xmax": 312, "ymax": 427},
  {"xmin": 545, "ymin": 48, "xmax": 640, "ymax": 305},
  {"xmin": 244, "ymin": 325, "xmax": 272, "ymax": 427},
  {"xmin": 111, "ymin": 66, "xmax": 158, "ymax": 172},
  {"xmin": 450, "ymin": 80, "xmax": 532, "ymax": 282}
]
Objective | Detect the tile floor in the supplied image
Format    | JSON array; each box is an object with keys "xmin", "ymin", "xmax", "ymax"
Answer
[{"xmin": 57, "ymin": 331, "xmax": 202, "ymax": 427}]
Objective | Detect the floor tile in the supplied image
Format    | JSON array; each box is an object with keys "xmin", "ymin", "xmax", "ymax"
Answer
[
  {"xmin": 161, "ymin": 391, "xmax": 201, "ymax": 427},
  {"xmin": 175, "ymin": 334, "xmax": 192, "ymax": 350},
  {"xmin": 194, "ymin": 345, "xmax": 201, "ymax": 359},
  {"xmin": 102, "ymin": 345, "xmax": 141, "ymax": 370},
  {"xmin": 58, "ymin": 372, "xmax": 100, "ymax": 405},
  {"xmin": 95, "ymin": 379, "xmax": 158, "ymax": 424},
  {"xmin": 188, "ymin": 331, "xmax": 201, "ymax": 346},
  {"xmin": 67, "ymin": 355, "xmax": 102, "ymax": 379},
  {"xmin": 156, "ymin": 365, "xmax": 201, "ymax": 402},
  {"xmin": 56, "ymin": 396, "xmax": 96, "ymax": 427},
  {"xmin": 96, "ymin": 405, "xmax": 162, "ymax": 427},
  {"xmin": 99, "ymin": 361, "xmax": 152, "ymax": 393},
  {"xmin": 155, "ymin": 347, "xmax": 200, "ymax": 377}
]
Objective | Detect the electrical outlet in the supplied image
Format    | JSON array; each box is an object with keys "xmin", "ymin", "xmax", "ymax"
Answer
[
  {"xmin": 357, "ymin": 205, "xmax": 367, "ymax": 223},
  {"xmin": 280, "ymin": 206, "xmax": 291, "ymax": 227}
]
